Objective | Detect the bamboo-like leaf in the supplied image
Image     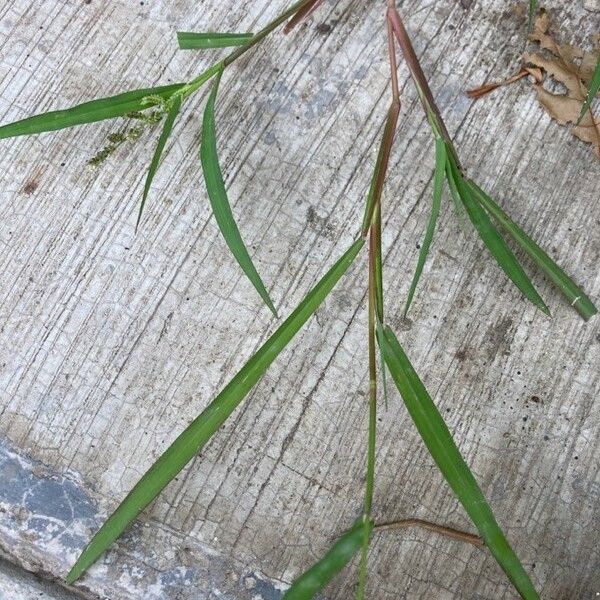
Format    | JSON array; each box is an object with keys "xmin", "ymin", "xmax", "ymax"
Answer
[
  {"xmin": 0, "ymin": 84, "xmax": 185, "ymax": 140},
  {"xmin": 200, "ymin": 69, "xmax": 278, "ymax": 316},
  {"xmin": 404, "ymin": 137, "xmax": 446, "ymax": 316},
  {"xmin": 447, "ymin": 155, "xmax": 549, "ymax": 315},
  {"xmin": 65, "ymin": 238, "xmax": 364, "ymax": 585},
  {"xmin": 467, "ymin": 180, "xmax": 597, "ymax": 321},
  {"xmin": 136, "ymin": 95, "xmax": 182, "ymax": 231},
  {"xmin": 282, "ymin": 518, "xmax": 373, "ymax": 600},
  {"xmin": 378, "ymin": 325, "xmax": 539, "ymax": 600},
  {"xmin": 177, "ymin": 32, "xmax": 254, "ymax": 50},
  {"xmin": 577, "ymin": 55, "xmax": 600, "ymax": 125}
]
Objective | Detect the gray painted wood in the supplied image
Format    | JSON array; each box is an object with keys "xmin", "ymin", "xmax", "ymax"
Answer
[{"xmin": 0, "ymin": 0, "xmax": 598, "ymax": 598}]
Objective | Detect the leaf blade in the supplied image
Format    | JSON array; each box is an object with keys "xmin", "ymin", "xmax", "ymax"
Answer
[
  {"xmin": 378, "ymin": 326, "xmax": 539, "ymax": 600},
  {"xmin": 65, "ymin": 238, "xmax": 365, "ymax": 584},
  {"xmin": 447, "ymin": 157, "xmax": 549, "ymax": 315},
  {"xmin": 576, "ymin": 55, "xmax": 600, "ymax": 125},
  {"xmin": 200, "ymin": 69, "xmax": 278, "ymax": 316},
  {"xmin": 404, "ymin": 137, "xmax": 446, "ymax": 316},
  {"xmin": 177, "ymin": 31, "xmax": 254, "ymax": 49},
  {"xmin": 466, "ymin": 179, "xmax": 597, "ymax": 320},
  {"xmin": 136, "ymin": 95, "xmax": 183, "ymax": 230},
  {"xmin": 282, "ymin": 518, "xmax": 372, "ymax": 600},
  {"xmin": 0, "ymin": 84, "xmax": 185, "ymax": 140}
]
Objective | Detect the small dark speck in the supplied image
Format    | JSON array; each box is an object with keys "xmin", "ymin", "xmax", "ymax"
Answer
[
  {"xmin": 316, "ymin": 23, "xmax": 332, "ymax": 35},
  {"xmin": 22, "ymin": 180, "xmax": 39, "ymax": 195},
  {"xmin": 530, "ymin": 395, "xmax": 541, "ymax": 403},
  {"xmin": 574, "ymin": 456, "xmax": 578, "ymax": 460},
  {"xmin": 522, "ymin": 416, "xmax": 528, "ymax": 422},
  {"xmin": 544, "ymin": 435, "xmax": 549, "ymax": 440},
  {"xmin": 455, "ymin": 349, "xmax": 467, "ymax": 362}
]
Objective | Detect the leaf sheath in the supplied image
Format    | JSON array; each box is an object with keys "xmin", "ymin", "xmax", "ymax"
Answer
[
  {"xmin": 65, "ymin": 238, "xmax": 364, "ymax": 584},
  {"xmin": 378, "ymin": 325, "xmax": 539, "ymax": 600},
  {"xmin": 200, "ymin": 69, "xmax": 277, "ymax": 316},
  {"xmin": 0, "ymin": 84, "xmax": 184, "ymax": 140}
]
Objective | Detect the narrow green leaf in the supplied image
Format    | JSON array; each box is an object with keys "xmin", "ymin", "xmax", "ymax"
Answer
[
  {"xmin": 378, "ymin": 326, "xmax": 539, "ymax": 600},
  {"xmin": 528, "ymin": 0, "xmax": 537, "ymax": 30},
  {"xmin": 136, "ymin": 95, "xmax": 182, "ymax": 231},
  {"xmin": 177, "ymin": 31, "xmax": 254, "ymax": 49},
  {"xmin": 447, "ymin": 156, "xmax": 550, "ymax": 315},
  {"xmin": 444, "ymin": 155, "xmax": 468, "ymax": 229},
  {"xmin": 404, "ymin": 137, "xmax": 446, "ymax": 316},
  {"xmin": 577, "ymin": 55, "xmax": 600, "ymax": 125},
  {"xmin": 0, "ymin": 84, "xmax": 185, "ymax": 140},
  {"xmin": 65, "ymin": 238, "xmax": 364, "ymax": 585},
  {"xmin": 283, "ymin": 518, "xmax": 373, "ymax": 600},
  {"xmin": 200, "ymin": 69, "xmax": 278, "ymax": 316},
  {"xmin": 467, "ymin": 180, "xmax": 598, "ymax": 321}
]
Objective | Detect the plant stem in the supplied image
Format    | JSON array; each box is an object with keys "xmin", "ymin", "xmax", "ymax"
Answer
[
  {"xmin": 356, "ymin": 11, "xmax": 401, "ymax": 597},
  {"xmin": 180, "ymin": 0, "xmax": 324, "ymax": 99},
  {"xmin": 386, "ymin": 5, "xmax": 459, "ymax": 166},
  {"xmin": 374, "ymin": 518, "xmax": 484, "ymax": 548},
  {"xmin": 284, "ymin": 0, "xmax": 325, "ymax": 33},
  {"xmin": 224, "ymin": 0, "xmax": 321, "ymax": 66},
  {"xmin": 355, "ymin": 198, "xmax": 379, "ymax": 600}
]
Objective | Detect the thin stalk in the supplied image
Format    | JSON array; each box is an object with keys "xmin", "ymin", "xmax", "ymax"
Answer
[
  {"xmin": 180, "ymin": 0, "xmax": 321, "ymax": 99},
  {"xmin": 284, "ymin": 0, "xmax": 325, "ymax": 33},
  {"xmin": 374, "ymin": 518, "xmax": 484, "ymax": 548},
  {"xmin": 386, "ymin": 6, "xmax": 458, "ymax": 165},
  {"xmin": 356, "ymin": 12, "xmax": 400, "ymax": 597},
  {"xmin": 356, "ymin": 217, "xmax": 379, "ymax": 600},
  {"xmin": 360, "ymin": 102, "xmax": 400, "ymax": 236},
  {"xmin": 224, "ymin": 0, "xmax": 319, "ymax": 65}
]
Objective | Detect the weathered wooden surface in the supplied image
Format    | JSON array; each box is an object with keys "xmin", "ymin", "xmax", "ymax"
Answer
[{"xmin": 0, "ymin": 0, "xmax": 598, "ymax": 598}]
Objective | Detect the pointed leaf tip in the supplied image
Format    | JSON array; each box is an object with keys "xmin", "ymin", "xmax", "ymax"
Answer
[
  {"xmin": 136, "ymin": 95, "xmax": 182, "ymax": 231},
  {"xmin": 378, "ymin": 325, "xmax": 539, "ymax": 599},
  {"xmin": 66, "ymin": 238, "xmax": 364, "ymax": 583},
  {"xmin": 200, "ymin": 68, "xmax": 278, "ymax": 316}
]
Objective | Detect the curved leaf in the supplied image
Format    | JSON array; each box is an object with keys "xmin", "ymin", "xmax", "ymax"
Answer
[
  {"xmin": 65, "ymin": 238, "xmax": 365, "ymax": 584},
  {"xmin": 467, "ymin": 179, "xmax": 597, "ymax": 321},
  {"xmin": 283, "ymin": 518, "xmax": 373, "ymax": 600},
  {"xmin": 0, "ymin": 84, "xmax": 185, "ymax": 140},
  {"xmin": 378, "ymin": 325, "xmax": 539, "ymax": 600},
  {"xmin": 136, "ymin": 95, "xmax": 183, "ymax": 230},
  {"xmin": 177, "ymin": 32, "xmax": 254, "ymax": 49},
  {"xmin": 200, "ymin": 69, "xmax": 278, "ymax": 316},
  {"xmin": 404, "ymin": 137, "xmax": 446, "ymax": 316}
]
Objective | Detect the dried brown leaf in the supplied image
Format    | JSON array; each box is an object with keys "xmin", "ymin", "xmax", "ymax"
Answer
[
  {"xmin": 526, "ymin": 12, "xmax": 600, "ymax": 158},
  {"xmin": 466, "ymin": 11, "xmax": 599, "ymax": 158},
  {"xmin": 533, "ymin": 85, "xmax": 600, "ymax": 157}
]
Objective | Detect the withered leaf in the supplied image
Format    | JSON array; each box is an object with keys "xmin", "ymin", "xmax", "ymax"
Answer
[
  {"xmin": 526, "ymin": 12, "xmax": 600, "ymax": 158},
  {"xmin": 467, "ymin": 11, "xmax": 600, "ymax": 159}
]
